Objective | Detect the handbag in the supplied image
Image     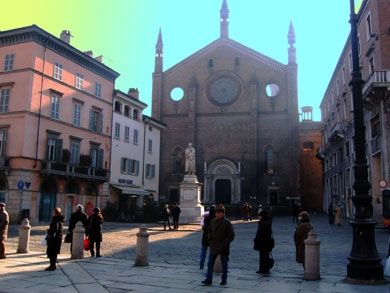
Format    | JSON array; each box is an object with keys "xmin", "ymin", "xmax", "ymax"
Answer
[
  {"xmin": 269, "ymin": 253, "xmax": 274, "ymax": 269},
  {"xmin": 384, "ymin": 256, "xmax": 390, "ymax": 277},
  {"xmin": 83, "ymin": 238, "xmax": 90, "ymax": 250},
  {"xmin": 64, "ymin": 232, "xmax": 72, "ymax": 243}
]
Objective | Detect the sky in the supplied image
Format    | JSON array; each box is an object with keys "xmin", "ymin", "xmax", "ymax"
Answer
[{"xmin": 0, "ymin": 0, "xmax": 363, "ymax": 121}]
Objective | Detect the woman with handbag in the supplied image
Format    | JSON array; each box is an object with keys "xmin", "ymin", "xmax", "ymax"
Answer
[
  {"xmin": 253, "ymin": 210, "xmax": 274, "ymax": 274},
  {"xmin": 86, "ymin": 207, "xmax": 103, "ymax": 257},
  {"xmin": 45, "ymin": 207, "xmax": 64, "ymax": 271}
]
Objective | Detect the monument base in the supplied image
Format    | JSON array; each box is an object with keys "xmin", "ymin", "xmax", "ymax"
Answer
[{"xmin": 179, "ymin": 174, "xmax": 204, "ymax": 224}]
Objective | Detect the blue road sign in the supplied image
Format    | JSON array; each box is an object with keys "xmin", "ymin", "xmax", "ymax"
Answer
[{"xmin": 17, "ymin": 181, "xmax": 24, "ymax": 190}]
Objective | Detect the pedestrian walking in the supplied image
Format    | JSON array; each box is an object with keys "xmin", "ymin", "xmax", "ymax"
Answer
[
  {"xmin": 328, "ymin": 202, "xmax": 335, "ymax": 225},
  {"xmin": 45, "ymin": 207, "xmax": 64, "ymax": 271},
  {"xmin": 294, "ymin": 211, "xmax": 313, "ymax": 268},
  {"xmin": 171, "ymin": 203, "xmax": 181, "ymax": 230},
  {"xmin": 161, "ymin": 204, "xmax": 171, "ymax": 230},
  {"xmin": 247, "ymin": 203, "xmax": 252, "ymax": 221},
  {"xmin": 199, "ymin": 205, "xmax": 216, "ymax": 269},
  {"xmin": 202, "ymin": 205, "xmax": 235, "ymax": 286},
  {"xmin": 86, "ymin": 207, "xmax": 103, "ymax": 257},
  {"xmin": 253, "ymin": 210, "xmax": 274, "ymax": 274},
  {"xmin": 264, "ymin": 203, "xmax": 273, "ymax": 226},
  {"xmin": 68, "ymin": 204, "xmax": 88, "ymax": 253},
  {"xmin": 0, "ymin": 203, "xmax": 9, "ymax": 259},
  {"xmin": 334, "ymin": 204, "xmax": 342, "ymax": 226},
  {"xmin": 291, "ymin": 200, "xmax": 299, "ymax": 223}
]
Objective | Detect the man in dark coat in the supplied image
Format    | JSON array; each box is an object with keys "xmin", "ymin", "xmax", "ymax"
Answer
[
  {"xmin": 254, "ymin": 210, "xmax": 273, "ymax": 274},
  {"xmin": 202, "ymin": 205, "xmax": 235, "ymax": 286},
  {"xmin": 161, "ymin": 204, "xmax": 171, "ymax": 231},
  {"xmin": 0, "ymin": 203, "xmax": 9, "ymax": 259},
  {"xmin": 171, "ymin": 203, "xmax": 181, "ymax": 230},
  {"xmin": 199, "ymin": 205, "xmax": 216, "ymax": 269},
  {"xmin": 86, "ymin": 207, "xmax": 104, "ymax": 257},
  {"xmin": 68, "ymin": 204, "xmax": 88, "ymax": 253},
  {"xmin": 45, "ymin": 207, "xmax": 64, "ymax": 271}
]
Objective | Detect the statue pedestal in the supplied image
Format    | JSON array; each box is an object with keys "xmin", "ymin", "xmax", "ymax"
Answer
[{"xmin": 179, "ymin": 175, "xmax": 204, "ymax": 224}]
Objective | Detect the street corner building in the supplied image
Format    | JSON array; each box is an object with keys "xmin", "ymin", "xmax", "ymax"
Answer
[
  {"xmin": 152, "ymin": 0, "xmax": 301, "ymax": 209},
  {"xmin": 0, "ymin": 25, "xmax": 119, "ymax": 223}
]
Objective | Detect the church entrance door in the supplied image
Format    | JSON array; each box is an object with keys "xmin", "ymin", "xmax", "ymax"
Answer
[{"xmin": 215, "ymin": 179, "xmax": 231, "ymax": 204}]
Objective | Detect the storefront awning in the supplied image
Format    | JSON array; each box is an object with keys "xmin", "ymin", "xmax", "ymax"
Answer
[{"xmin": 111, "ymin": 184, "xmax": 150, "ymax": 196}]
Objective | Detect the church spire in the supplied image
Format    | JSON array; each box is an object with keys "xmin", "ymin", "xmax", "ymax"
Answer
[
  {"xmin": 287, "ymin": 21, "xmax": 296, "ymax": 64},
  {"xmin": 220, "ymin": 0, "xmax": 229, "ymax": 38},
  {"xmin": 155, "ymin": 28, "xmax": 163, "ymax": 73}
]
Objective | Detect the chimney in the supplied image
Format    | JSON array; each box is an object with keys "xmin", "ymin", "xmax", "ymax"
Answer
[
  {"xmin": 84, "ymin": 50, "xmax": 93, "ymax": 57},
  {"xmin": 60, "ymin": 30, "xmax": 71, "ymax": 44},
  {"xmin": 128, "ymin": 88, "xmax": 139, "ymax": 99},
  {"xmin": 95, "ymin": 55, "xmax": 103, "ymax": 63}
]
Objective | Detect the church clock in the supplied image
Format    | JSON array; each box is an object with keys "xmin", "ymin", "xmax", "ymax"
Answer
[{"xmin": 207, "ymin": 74, "xmax": 241, "ymax": 105}]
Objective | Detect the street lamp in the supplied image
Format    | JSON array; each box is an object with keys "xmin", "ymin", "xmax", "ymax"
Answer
[{"xmin": 346, "ymin": 0, "xmax": 383, "ymax": 282}]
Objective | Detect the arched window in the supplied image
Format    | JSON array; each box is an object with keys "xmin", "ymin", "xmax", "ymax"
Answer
[
  {"xmin": 124, "ymin": 105, "xmax": 130, "ymax": 117},
  {"xmin": 114, "ymin": 101, "xmax": 122, "ymax": 113},
  {"xmin": 265, "ymin": 147, "xmax": 274, "ymax": 175}
]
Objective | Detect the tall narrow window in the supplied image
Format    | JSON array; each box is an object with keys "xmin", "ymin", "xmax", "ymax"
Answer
[
  {"xmin": 53, "ymin": 63, "xmax": 63, "ymax": 80},
  {"xmin": 342, "ymin": 66, "xmax": 346, "ymax": 84},
  {"xmin": 47, "ymin": 135, "xmax": 62, "ymax": 162},
  {"xmin": 133, "ymin": 109, "xmax": 139, "ymax": 120},
  {"xmin": 89, "ymin": 108, "xmax": 103, "ymax": 133},
  {"xmin": 90, "ymin": 144, "xmax": 103, "ymax": 168},
  {"xmin": 336, "ymin": 79, "xmax": 340, "ymax": 96},
  {"xmin": 75, "ymin": 73, "xmax": 83, "ymax": 89},
  {"xmin": 70, "ymin": 140, "xmax": 80, "ymax": 165},
  {"xmin": 51, "ymin": 95, "xmax": 60, "ymax": 119},
  {"xmin": 145, "ymin": 164, "xmax": 155, "ymax": 179},
  {"xmin": 114, "ymin": 101, "xmax": 122, "ymax": 113},
  {"xmin": 95, "ymin": 83, "xmax": 102, "ymax": 97},
  {"xmin": 0, "ymin": 89, "xmax": 10, "ymax": 113},
  {"xmin": 366, "ymin": 12, "xmax": 372, "ymax": 40},
  {"xmin": 114, "ymin": 123, "xmax": 120, "ymax": 139},
  {"xmin": 4, "ymin": 54, "xmax": 14, "ymax": 71},
  {"xmin": 266, "ymin": 147, "xmax": 274, "ymax": 174},
  {"xmin": 124, "ymin": 126, "xmax": 130, "ymax": 141},
  {"xmin": 124, "ymin": 105, "xmax": 130, "ymax": 117},
  {"xmin": 369, "ymin": 56, "xmax": 375, "ymax": 75},
  {"xmin": 133, "ymin": 129, "xmax": 138, "ymax": 144},
  {"xmin": 148, "ymin": 139, "xmax": 153, "ymax": 153},
  {"xmin": 73, "ymin": 102, "xmax": 82, "ymax": 126},
  {"xmin": 0, "ymin": 130, "xmax": 7, "ymax": 156},
  {"xmin": 348, "ymin": 51, "xmax": 352, "ymax": 72}
]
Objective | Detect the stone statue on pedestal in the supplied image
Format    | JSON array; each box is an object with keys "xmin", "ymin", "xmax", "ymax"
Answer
[{"xmin": 185, "ymin": 143, "xmax": 196, "ymax": 175}]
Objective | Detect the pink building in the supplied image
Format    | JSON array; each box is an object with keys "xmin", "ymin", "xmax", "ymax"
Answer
[{"xmin": 0, "ymin": 25, "xmax": 119, "ymax": 222}]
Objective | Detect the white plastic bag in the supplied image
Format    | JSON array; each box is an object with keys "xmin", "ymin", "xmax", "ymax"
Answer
[
  {"xmin": 41, "ymin": 235, "xmax": 47, "ymax": 246},
  {"xmin": 384, "ymin": 256, "xmax": 390, "ymax": 277}
]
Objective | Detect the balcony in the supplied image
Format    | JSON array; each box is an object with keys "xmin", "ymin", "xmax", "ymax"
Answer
[
  {"xmin": 41, "ymin": 161, "xmax": 109, "ymax": 182},
  {"xmin": 362, "ymin": 70, "xmax": 390, "ymax": 100},
  {"xmin": 371, "ymin": 135, "xmax": 381, "ymax": 155},
  {"xmin": 328, "ymin": 123, "xmax": 345, "ymax": 143},
  {"xmin": 0, "ymin": 156, "xmax": 10, "ymax": 172}
]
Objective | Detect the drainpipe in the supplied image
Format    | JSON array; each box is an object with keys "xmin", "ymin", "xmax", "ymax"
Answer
[{"xmin": 33, "ymin": 41, "xmax": 47, "ymax": 168}]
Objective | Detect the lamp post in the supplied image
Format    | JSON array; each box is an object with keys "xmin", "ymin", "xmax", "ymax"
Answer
[{"xmin": 346, "ymin": 0, "xmax": 383, "ymax": 282}]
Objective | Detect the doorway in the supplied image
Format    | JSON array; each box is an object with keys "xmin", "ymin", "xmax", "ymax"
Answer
[
  {"xmin": 39, "ymin": 178, "xmax": 57, "ymax": 222},
  {"xmin": 215, "ymin": 179, "xmax": 231, "ymax": 204},
  {"xmin": 268, "ymin": 188, "xmax": 279, "ymax": 205}
]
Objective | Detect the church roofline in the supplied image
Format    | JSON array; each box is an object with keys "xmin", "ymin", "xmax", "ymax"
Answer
[{"xmin": 163, "ymin": 37, "xmax": 288, "ymax": 76}]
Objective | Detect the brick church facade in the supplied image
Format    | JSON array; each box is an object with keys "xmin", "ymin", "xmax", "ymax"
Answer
[{"xmin": 152, "ymin": 0, "xmax": 300, "ymax": 207}]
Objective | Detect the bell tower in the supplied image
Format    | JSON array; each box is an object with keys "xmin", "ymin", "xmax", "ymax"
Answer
[{"xmin": 220, "ymin": 0, "xmax": 229, "ymax": 38}]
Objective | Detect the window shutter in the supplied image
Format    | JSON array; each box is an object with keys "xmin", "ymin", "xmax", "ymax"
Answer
[
  {"xmin": 135, "ymin": 160, "xmax": 139, "ymax": 175},
  {"xmin": 99, "ymin": 112, "xmax": 103, "ymax": 133},
  {"xmin": 128, "ymin": 159, "xmax": 133, "ymax": 174},
  {"xmin": 152, "ymin": 165, "xmax": 155, "ymax": 178},
  {"xmin": 121, "ymin": 158, "xmax": 126, "ymax": 173},
  {"xmin": 89, "ymin": 110, "xmax": 93, "ymax": 130},
  {"xmin": 98, "ymin": 149, "xmax": 104, "ymax": 169},
  {"xmin": 1, "ymin": 131, "xmax": 7, "ymax": 156},
  {"xmin": 56, "ymin": 139, "xmax": 63, "ymax": 163}
]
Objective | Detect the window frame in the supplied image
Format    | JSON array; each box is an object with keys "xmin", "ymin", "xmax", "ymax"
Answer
[
  {"xmin": 0, "ymin": 88, "xmax": 10, "ymax": 113},
  {"xmin": 124, "ymin": 126, "xmax": 130, "ymax": 142},
  {"xmin": 53, "ymin": 63, "xmax": 63, "ymax": 80},
  {"xmin": 73, "ymin": 102, "xmax": 82, "ymax": 126},
  {"xmin": 4, "ymin": 54, "xmax": 14, "ymax": 71},
  {"xmin": 50, "ymin": 94, "xmax": 60, "ymax": 119},
  {"xmin": 366, "ymin": 12, "xmax": 372, "ymax": 40},
  {"xmin": 75, "ymin": 73, "xmax": 84, "ymax": 90},
  {"xmin": 95, "ymin": 82, "xmax": 102, "ymax": 98},
  {"xmin": 70, "ymin": 140, "xmax": 81, "ymax": 165},
  {"xmin": 114, "ymin": 122, "xmax": 120, "ymax": 139}
]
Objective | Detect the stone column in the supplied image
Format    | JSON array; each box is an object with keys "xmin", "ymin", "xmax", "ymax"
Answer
[
  {"xmin": 304, "ymin": 230, "xmax": 321, "ymax": 280},
  {"xmin": 17, "ymin": 218, "xmax": 31, "ymax": 253},
  {"xmin": 71, "ymin": 222, "xmax": 85, "ymax": 259},
  {"xmin": 179, "ymin": 175, "xmax": 204, "ymax": 223},
  {"xmin": 135, "ymin": 225, "xmax": 149, "ymax": 266}
]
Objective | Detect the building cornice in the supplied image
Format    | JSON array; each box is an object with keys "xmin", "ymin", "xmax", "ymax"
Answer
[
  {"xmin": 114, "ymin": 89, "xmax": 148, "ymax": 109},
  {"xmin": 0, "ymin": 25, "xmax": 120, "ymax": 82}
]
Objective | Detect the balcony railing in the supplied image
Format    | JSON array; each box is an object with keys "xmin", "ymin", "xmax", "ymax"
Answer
[
  {"xmin": 371, "ymin": 135, "xmax": 381, "ymax": 155},
  {"xmin": 41, "ymin": 161, "xmax": 109, "ymax": 181},
  {"xmin": 362, "ymin": 70, "xmax": 390, "ymax": 98}
]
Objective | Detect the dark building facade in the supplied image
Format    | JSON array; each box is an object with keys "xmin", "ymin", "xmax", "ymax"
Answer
[{"xmin": 152, "ymin": 0, "xmax": 300, "ymax": 207}]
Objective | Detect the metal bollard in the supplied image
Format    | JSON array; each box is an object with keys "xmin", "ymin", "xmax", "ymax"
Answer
[
  {"xmin": 213, "ymin": 255, "xmax": 222, "ymax": 273},
  {"xmin": 135, "ymin": 225, "xmax": 149, "ymax": 266},
  {"xmin": 304, "ymin": 229, "xmax": 321, "ymax": 280},
  {"xmin": 17, "ymin": 218, "xmax": 31, "ymax": 253},
  {"xmin": 71, "ymin": 222, "xmax": 85, "ymax": 259}
]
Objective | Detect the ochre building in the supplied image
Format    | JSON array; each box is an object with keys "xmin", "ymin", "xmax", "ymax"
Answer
[{"xmin": 152, "ymin": 0, "xmax": 300, "ymax": 207}]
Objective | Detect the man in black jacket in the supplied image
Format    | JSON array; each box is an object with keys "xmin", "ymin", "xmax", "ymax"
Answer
[
  {"xmin": 68, "ymin": 204, "xmax": 88, "ymax": 253},
  {"xmin": 171, "ymin": 204, "xmax": 181, "ymax": 230},
  {"xmin": 202, "ymin": 205, "xmax": 235, "ymax": 286}
]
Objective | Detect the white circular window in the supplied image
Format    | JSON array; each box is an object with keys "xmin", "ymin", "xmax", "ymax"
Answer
[
  {"xmin": 265, "ymin": 83, "xmax": 280, "ymax": 97},
  {"xmin": 170, "ymin": 87, "xmax": 184, "ymax": 101}
]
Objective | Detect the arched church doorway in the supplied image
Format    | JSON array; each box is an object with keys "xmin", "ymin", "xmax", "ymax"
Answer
[
  {"xmin": 39, "ymin": 177, "xmax": 57, "ymax": 221},
  {"xmin": 215, "ymin": 179, "xmax": 231, "ymax": 204}
]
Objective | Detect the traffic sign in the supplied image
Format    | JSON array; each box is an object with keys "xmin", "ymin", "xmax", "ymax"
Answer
[
  {"xmin": 25, "ymin": 182, "xmax": 31, "ymax": 189},
  {"xmin": 17, "ymin": 181, "xmax": 24, "ymax": 190}
]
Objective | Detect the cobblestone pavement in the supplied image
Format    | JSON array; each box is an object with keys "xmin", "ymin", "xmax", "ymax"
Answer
[{"xmin": 5, "ymin": 214, "xmax": 389, "ymax": 278}]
